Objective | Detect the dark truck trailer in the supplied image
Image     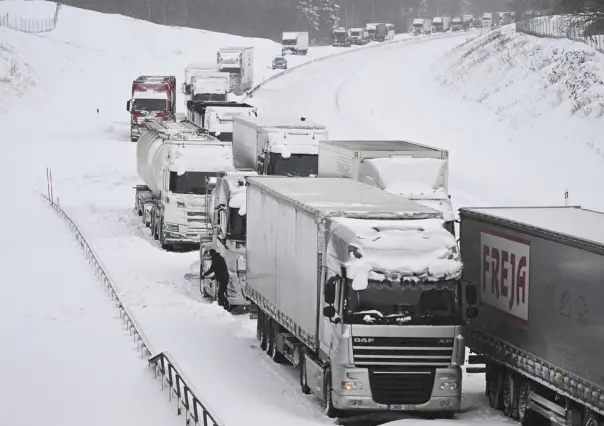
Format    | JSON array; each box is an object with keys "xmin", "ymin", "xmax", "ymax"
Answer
[{"xmin": 460, "ymin": 206, "xmax": 604, "ymax": 426}]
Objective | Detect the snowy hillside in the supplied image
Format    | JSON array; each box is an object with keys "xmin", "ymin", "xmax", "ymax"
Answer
[{"xmin": 434, "ymin": 25, "xmax": 604, "ymax": 210}]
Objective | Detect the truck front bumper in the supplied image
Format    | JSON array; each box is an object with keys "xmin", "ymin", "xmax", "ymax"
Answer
[
  {"xmin": 331, "ymin": 366, "xmax": 461, "ymax": 413},
  {"xmin": 163, "ymin": 222, "xmax": 212, "ymax": 245}
]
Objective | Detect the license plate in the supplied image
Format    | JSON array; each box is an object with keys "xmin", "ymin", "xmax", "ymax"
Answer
[{"xmin": 388, "ymin": 404, "xmax": 416, "ymax": 411}]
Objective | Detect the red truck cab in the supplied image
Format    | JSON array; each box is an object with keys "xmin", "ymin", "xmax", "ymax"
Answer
[{"xmin": 126, "ymin": 76, "xmax": 176, "ymax": 142}]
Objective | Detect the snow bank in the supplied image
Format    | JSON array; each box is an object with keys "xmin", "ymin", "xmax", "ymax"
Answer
[
  {"xmin": 331, "ymin": 217, "xmax": 462, "ymax": 291},
  {"xmin": 436, "ymin": 27, "xmax": 604, "ymax": 127},
  {"xmin": 0, "ymin": 40, "xmax": 35, "ymax": 111}
]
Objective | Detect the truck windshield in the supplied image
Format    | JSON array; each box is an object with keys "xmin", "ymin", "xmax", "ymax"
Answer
[
  {"xmin": 133, "ymin": 99, "xmax": 166, "ymax": 113},
  {"xmin": 169, "ymin": 171, "xmax": 214, "ymax": 195},
  {"xmin": 343, "ymin": 279, "xmax": 461, "ymax": 326},
  {"xmin": 351, "ymin": 31, "xmax": 360, "ymax": 36},
  {"xmin": 282, "ymin": 39, "xmax": 297, "ymax": 46},
  {"xmin": 267, "ymin": 153, "xmax": 318, "ymax": 176}
]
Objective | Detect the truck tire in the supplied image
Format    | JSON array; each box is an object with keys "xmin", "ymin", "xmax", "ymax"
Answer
[
  {"xmin": 583, "ymin": 411, "xmax": 601, "ymax": 426},
  {"xmin": 502, "ymin": 370, "xmax": 517, "ymax": 418},
  {"xmin": 487, "ymin": 363, "xmax": 504, "ymax": 410},
  {"xmin": 299, "ymin": 353, "xmax": 311, "ymax": 395},
  {"xmin": 131, "ymin": 137, "xmax": 137, "ymax": 142},
  {"xmin": 516, "ymin": 378, "xmax": 531, "ymax": 423},
  {"xmin": 268, "ymin": 319, "xmax": 286, "ymax": 364},
  {"xmin": 259, "ymin": 311, "xmax": 268, "ymax": 351}
]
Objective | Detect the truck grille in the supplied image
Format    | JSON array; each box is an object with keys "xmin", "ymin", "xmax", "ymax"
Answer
[
  {"xmin": 352, "ymin": 337, "xmax": 453, "ymax": 368},
  {"xmin": 369, "ymin": 369, "xmax": 435, "ymax": 405}
]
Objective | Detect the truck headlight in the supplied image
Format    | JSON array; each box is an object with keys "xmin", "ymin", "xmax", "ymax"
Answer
[
  {"xmin": 440, "ymin": 382, "xmax": 458, "ymax": 391},
  {"xmin": 166, "ymin": 224, "xmax": 179, "ymax": 232},
  {"xmin": 176, "ymin": 201, "xmax": 186, "ymax": 208},
  {"xmin": 341, "ymin": 381, "xmax": 363, "ymax": 391}
]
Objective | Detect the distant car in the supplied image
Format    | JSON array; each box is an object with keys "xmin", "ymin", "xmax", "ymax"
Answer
[{"xmin": 272, "ymin": 56, "xmax": 287, "ymax": 70}]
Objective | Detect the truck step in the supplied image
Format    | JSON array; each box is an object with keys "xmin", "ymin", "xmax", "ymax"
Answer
[{"xmin": 465, "ymin": 366, "xmax": 486, "ymax": 374}]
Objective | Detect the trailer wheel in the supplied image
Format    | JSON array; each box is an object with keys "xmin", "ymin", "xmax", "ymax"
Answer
[
  {"xmin": 299, "ymin": 353, "xmax": 311, "ymax": 395},
  {"xmin": 259, "ymin": 311, "xmax": 268, "ymax": 351},
  {"xmin": 256, "ymin": 310, "xmax": 263, "ymax": 341},
  {"xmin": 583, "ymin": 411, "xmax": 601, "ymax": 426},
  {"xmin": 486, "ymin": 363, "xmax": 504, "ymax": 410},
  {"xmin": 517, "ymin": 379, "xmax": 531, "ymax": 424},
  {"xmin": 268, "ymin": 319, "xmax": 286, "ymax": 364},
  {"xmin": 502, "ymin": 370, "xmax": 517, "ymax": 418}
]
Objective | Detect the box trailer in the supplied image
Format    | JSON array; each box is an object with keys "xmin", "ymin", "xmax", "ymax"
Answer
[
  {"xmin": 318, "ymin": 140, "xmax": 454, "ymax": 234},
  {"xmin": 217, "ymin": 47, "xmax": 254, "ymax": 95},
  {"xmin": 247, "ymin": 177, "xmax": 463, "ymax": 418},
  {"xmin": 461, "ymin": 206, "xmax": 604, "ymax": 426}
]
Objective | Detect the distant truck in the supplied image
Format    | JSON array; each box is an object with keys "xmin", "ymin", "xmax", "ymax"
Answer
[
  {"xmin": 246, "ymin": 177, "xmax": 464, "ymax": 418},
  {"xmin": 199, "ymin": 169, "xmax": 258, "ymax": 311},
  {"xmin": 482, "ymin": 13, "xmax": 493, "ymax": 30},
  {"xmin": 217, "ymin": 47, "xmax": 254, "ymax": 95},
  {"xmin": 365, "ymin": 22, "xmax": 379, "ymax": 40},
  {"xmin": 432, "ymin": 17, "xmax": 452, "ymax": 32},
  {"xmin": 232, "ymin": 115, "xmax": 328, "ymax": 176},
  {"xmin": 318, "ymin": 140, "xmax": 455, "ymax": 235},
  {"xmin": 462, "ymin": 15, "xmax": 473, "ymax": 30},
  {"xmin": 349, "ymin": 27, "xmax": 369, "ymax": 44},
  {"xmin": 186, "ymin": 100, "xmax": 257, "ymax": 142},
  {"xmin": 181, "ymin": 64, "xmax": 218, "ymax": 109},
  {"xmin": 332, "ymin": 27, "xmax": 351, "ymax": 47},
  {"xmin": 413, "ymin": 18, "xmax": 432, "ymax": 35},
  {"xmin": 452, "ymin": 17, "xmax": 463, "ymax": 31},
  {"xmin": 460, "ymin": 206, "xmax": 604, "ymax": 426},
  {"xmin": 127, "ymin": 75, "xmax": 176, "ymax": 142},
  {"xmin": 134, "ymin": 119, "xmax": 234, "ymax": 250},
  {"xmin": 385, "ymin": 23, "xmax": 395, "ymax": 40},
  {"xmin": 375, "ymin": 23, "xmax": 388, "ymax": 41},
  {"xmin": 281, "ymin": 32, "xmax": 309, "ymax": 55}
]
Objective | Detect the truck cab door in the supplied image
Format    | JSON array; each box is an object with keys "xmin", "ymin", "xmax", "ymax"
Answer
[{"xmin": 320, "ymin": 269, "xmax": 343, "ymax": 356}]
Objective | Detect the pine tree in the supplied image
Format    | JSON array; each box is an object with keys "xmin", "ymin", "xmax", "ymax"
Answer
[{"xmin": 298, "ymin": 0, "xmax": 321, "ymax": 31}]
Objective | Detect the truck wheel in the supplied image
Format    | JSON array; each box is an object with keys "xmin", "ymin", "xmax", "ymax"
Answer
[
  {"xmin": 516, "ymin": 379, "xmax": 530, "ymax": 423},
  {"xmin": 256, "ymin": 310, "xmax": 263, "ymax": 341},
  {"xmin": 159, "ymin": 221, "xmax": 172, "ymax": 251},
  {"xmin": 583, "ymin": 411, "xmax": 600, "ymax": 426},
  {"xmin": 130, "ymin": 137, "xmax": 137, "ymax": 142},
  {"xmin": 268, "ymin": 319, "xmax": 286, "ymax": 364},
  {"xmin": 502, "ymin": 370, "xmax": 517, "ymax": 418},
  {"xmin": 323, "ymin": 368, "xmax": 341, "ymax": 418},
  {"xmin": 487, "ymin": 363, "xmax": 504, "ymax": 410},
  {"xmin": 259, "ymin": 312, "xmax": 268, "ymax": 351},
  {"xmin": 299, "ymin": 353, "xmax": 311, "ymax": 395}
]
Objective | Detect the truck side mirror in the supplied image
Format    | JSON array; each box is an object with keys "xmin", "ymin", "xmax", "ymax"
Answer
[
  {"xmin": 324, "ymin": 276, "xmax": 337, "ymax": 305},
  {"xmin": 126, "ymin": 100, "xmax": 131, "ymax": 111},
  {"xmin": 466, "ymin": 284, "xmax": 477, "ymax": 305},
  {"xmin": 323, "ymin": 305, "xmax": 336, "ymax": 319},
  {"xmin": 466, "ymin": 306, "xmax": 478, "ymax": 319}
]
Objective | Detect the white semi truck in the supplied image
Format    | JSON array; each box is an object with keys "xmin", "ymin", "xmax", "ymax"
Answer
[
  {"xmin": 413, "ymin": 18, "xmax": 432, "ymax": 35},
  {"xmin": 232, "ymin": 115, "xmax": 328, "ymax": 176},
  {"xmin": 281, "ymin": 32, "xmax": 309, "ymax": 55},
  {"xmin": 432, "ymin": 17, "xmax": 452, "ymax": 32},
  {"xmin": 181, "ymin": 64, "xmax": 221, "ymax": 108},
  {"xmin": 134, "ymin": 119, "xmax": 235, "ymax": 250},
  {"xmin": 318, "ymin": 140, "xmax": 455, "ymax": 235},
  {"xmin": 349, "ymin": 28, "xmax": 369, "ymax": 44},
  {"xmin": 198, "ymin": 169, "xmax": 258, "ymax": 311},
  {"xmin": 246, "ymin": 177, "xmax": 464, "ymax": 418},
  {"xmin": 186, "ymin": 100, "xmax": 257, "ymax": 142},
  {"xmin": 217, "ymin": 47, "xmax": 254, "ymax": 95},
  {"xmin": 188, "ymin": 72, "xmax": 231, "ymax": 102}
]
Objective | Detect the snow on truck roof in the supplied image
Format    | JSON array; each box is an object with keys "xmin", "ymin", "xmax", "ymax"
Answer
[
  {"xmin": 462, "ymin": 206, "xmax": 604, "ymax": 247},
  {"xmin": 322, "ymin": 140, "xmax": 445, "ymax": 153},
  {"xmin": 247, "ymin": 177, "xmax": 443, "ymax": 220},
  {"xmin": 332, "ymin": 217, "xmax": 462, "ymax": 289},
  {"xmin": 235, "ymin": 115, "xmax": 326, "ymax": 130},
  {"xmin": 169, "ymin": 145, "xmax": 235, "ymax": 174},
  {"xmin": 133, "ymin": 91, "xmax": 169, "ymax": 99}
]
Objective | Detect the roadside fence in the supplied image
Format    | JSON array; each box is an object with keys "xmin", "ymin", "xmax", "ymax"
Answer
[
  {"xmin": 516, "ymin": 15, "xmax": 604, "ymax": 54},
  {"xmin": 0, "ymin": 2, "xmax": 61, "ymax": 33},
  {"xmin": 39, "ymin": 185, "xmax": 222, "ymax": 426}
]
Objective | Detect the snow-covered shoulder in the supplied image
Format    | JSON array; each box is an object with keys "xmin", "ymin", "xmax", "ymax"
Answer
[{"xmin": 330, "ymin": 217, "xmax": 462, "ymax": 291}]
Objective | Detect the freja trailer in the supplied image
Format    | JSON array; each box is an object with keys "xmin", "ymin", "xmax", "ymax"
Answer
[
  {"xmin": 134, "ymin": 119, "xmax": 235, "ymax": 250},
  {"xmin": 217, "ymin": 47, "xmax": 254, "ymax": 95},
  {"xmin": 232, "ymin": 115, "xmax": 328, "ymax": 176},
  {"xmin": 460, "ymin": 206, "xmax": 604, "ymax": 426},
  {"xmin": 318, "ymin": 140, "xmax": 455, "ymax": 234},
  {"xmin": 246, "ymin": 177, "xmax": 464, "ymax": 418}
]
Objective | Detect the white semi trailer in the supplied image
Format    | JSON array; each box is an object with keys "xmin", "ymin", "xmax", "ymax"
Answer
[
  {"xmin": 181, "ymin": 64, "xmax": 221, "ymax": 109},
  {"xmin": 232, "ymin": 115, "xmax": 328, "ymax": 176},
  {"xmin": 134, "ymin": 119, "xmax": 235, "ymax": 250},
  {"xmin": 246, "ymin": 177, "xmax": 464, "ymax": 418},
  {"xmin": 281, "ymin": 32, "xmax": 309, "ymax": 55},
  {"xmin": 217, "ymin": 47, "xmax": 254, "ymax": 95},
  {"xmin": 318, "ymin": 140, "xmax": 455, "ymax": 235}
]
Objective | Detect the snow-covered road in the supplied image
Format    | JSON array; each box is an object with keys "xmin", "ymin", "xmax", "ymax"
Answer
[{"xmin": 0, "ymin": 193, "xmax": 181, "ymax": 426}]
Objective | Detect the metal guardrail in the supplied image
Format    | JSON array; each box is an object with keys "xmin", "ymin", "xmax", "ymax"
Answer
[{"xmin": 39, "ymin": 193, "xmax": 222, "ymax": 426}]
